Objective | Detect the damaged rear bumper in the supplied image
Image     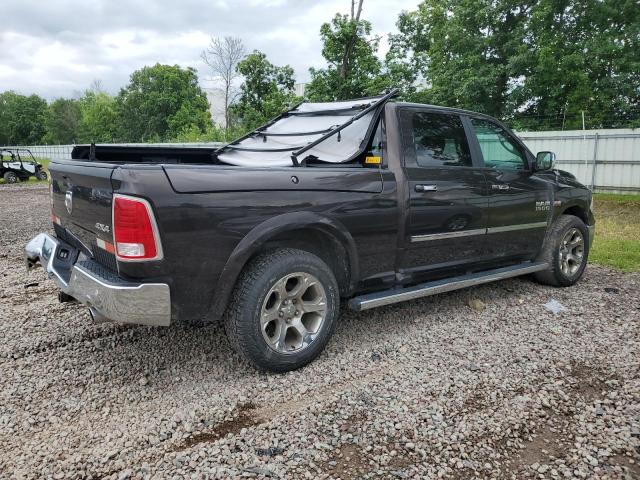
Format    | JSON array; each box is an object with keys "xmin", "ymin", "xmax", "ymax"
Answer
[{"xmin": 25, "ymin": 233, "xmax": 171, "ymax": 327}]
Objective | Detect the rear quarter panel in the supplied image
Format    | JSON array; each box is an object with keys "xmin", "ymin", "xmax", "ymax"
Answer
[{"xmin": 114, "ymin": 165, "xmax": 399, "ymax": 322}]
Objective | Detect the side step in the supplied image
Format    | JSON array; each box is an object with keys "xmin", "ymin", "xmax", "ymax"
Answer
[{"xmin": 348, "ymin": 261, "xmax": 548, "ymax": 312}]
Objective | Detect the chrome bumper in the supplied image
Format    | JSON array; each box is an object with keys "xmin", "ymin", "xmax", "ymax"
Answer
[{"xmin": 25, "ymin": 233, "xmax": 171, "ymax": 326}]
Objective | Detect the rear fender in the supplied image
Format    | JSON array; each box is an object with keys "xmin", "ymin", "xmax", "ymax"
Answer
[{"xmin": 208, "ymin": 212, "xmax": 359, "ymax": 319}]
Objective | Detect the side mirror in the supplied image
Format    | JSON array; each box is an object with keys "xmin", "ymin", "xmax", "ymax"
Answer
[{"xmin": 535, "ymin": 151, "xmax": 556, "ymax": 171}]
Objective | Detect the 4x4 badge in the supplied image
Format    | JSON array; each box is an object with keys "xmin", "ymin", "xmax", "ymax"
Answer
[{"xmin": 65, "ymin": 190, "xmax": 73, "ymax": 215}]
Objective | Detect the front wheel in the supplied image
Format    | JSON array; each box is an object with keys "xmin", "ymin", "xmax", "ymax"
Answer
[
  {"xmin": 534, "ymin": 215, "xmax": 589, "ymax": 287},
  {"xmin": 36, "ymin": 170, "xmax": 48, "ymax": 181},
  {"xmin": 225, "ymin": 248, "xmax": 340, "ymax": 372}
]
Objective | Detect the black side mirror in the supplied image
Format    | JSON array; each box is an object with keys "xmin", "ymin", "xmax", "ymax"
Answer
[{"xmin": 535, "ymin": 151, "xmax": 556, "ymax": 171}]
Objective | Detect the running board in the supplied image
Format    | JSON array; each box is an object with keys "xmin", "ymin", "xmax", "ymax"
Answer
[{"xmin": 348, "ymin": 262, "xmax": 548, "ymax": 312}]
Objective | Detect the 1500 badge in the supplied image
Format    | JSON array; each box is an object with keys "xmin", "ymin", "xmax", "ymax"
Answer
[
  {"xmin": 95, "ymin": 223, "xmax": 110, "ymax": 233},
  {"xmin": 536, "ymin": 201, "xmax": 551, "ymax": 211}
]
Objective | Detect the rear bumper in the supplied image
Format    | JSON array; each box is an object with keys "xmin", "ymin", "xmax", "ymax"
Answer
[{"xmin": 25, "ymin": 233, "xmax": 171, "ymax": 326}]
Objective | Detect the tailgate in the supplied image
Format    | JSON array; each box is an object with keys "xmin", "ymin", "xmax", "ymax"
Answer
[{"xmin": 50, "ymin": 161, "xmax": 116, "ymax": 265}]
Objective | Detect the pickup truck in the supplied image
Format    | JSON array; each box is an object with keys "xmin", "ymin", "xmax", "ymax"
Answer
[{"xmin": 25, "ymin": 92, "xmax": 595, "ymax": 372}]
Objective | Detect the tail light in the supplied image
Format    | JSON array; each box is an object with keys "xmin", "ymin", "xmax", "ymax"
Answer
[{"xmin": 112, "ymin": 194, "xmax": 163, "ymax": 261}]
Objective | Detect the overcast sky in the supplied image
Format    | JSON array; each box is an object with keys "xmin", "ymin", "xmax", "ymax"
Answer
[{"xmin": 0, "ymin": 0, "xmax": 420, "ymax": 100}]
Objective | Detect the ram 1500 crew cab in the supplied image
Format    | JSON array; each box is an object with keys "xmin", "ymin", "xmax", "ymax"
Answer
[{"xmin": 26, "ymin": 92, "xmax": 595, "ymax": 371}]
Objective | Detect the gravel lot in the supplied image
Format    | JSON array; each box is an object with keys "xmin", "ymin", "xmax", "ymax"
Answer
[{"xmin": 1, "ymin": 183, "xmax": 639, "ymax": 480}]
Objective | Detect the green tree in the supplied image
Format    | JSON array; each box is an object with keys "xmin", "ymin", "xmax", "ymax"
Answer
[
  {"xmin": 116, "ymin": 64, "xmax": 211, "ymax": 142},
  {"xmin": 44, "ymin": 98, "xmax": 81, "ymax": 144},
  {"xmin": 232, "ymin": 51, "xmax": 299, "ymax": 130},
  {"xmin": 389, "ymin": 0, "xmax": 640, "ymax": 129},
  {"xmin": 77, "ymin": 91, "xmax": 120, "ymax": 143},
  {"xmin": 509, "ymin": 0, "xmax": 640, "ymax": 130},
  {"xmin": 306, "ymin": 1, "xmax": 384, "ymax": 101},
  {"xmin": 388, "ymin": 0, "xmax": 534, "ymax": 118},
  {"xmin": 0, "ymin": 91, "xmax": 48, "ymax": 145}
]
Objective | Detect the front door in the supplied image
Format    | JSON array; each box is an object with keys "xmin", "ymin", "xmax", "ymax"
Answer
[
  {"xmin": 398, "ymin": 108, "xmax": 491, "ymax": 284},
  {"xmin": 468, "ymin": 117, "xmax": 552, "ymax": 260}
]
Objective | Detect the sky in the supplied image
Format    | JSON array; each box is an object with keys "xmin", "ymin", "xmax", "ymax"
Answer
[{"xmin": 0, "ymin": 0, "xmax": 420, "ymax": 100}]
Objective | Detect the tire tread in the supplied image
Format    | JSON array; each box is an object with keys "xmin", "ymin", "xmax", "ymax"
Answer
[
  {"xmin": 224, "ymin": 248, "xmax": 338, "ymax": 372},
  {"xmin": 534, "ymin": 214, "xmax": 588, "ymax": 287}
]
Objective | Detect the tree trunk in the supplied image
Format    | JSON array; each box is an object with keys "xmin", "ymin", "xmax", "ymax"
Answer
[
  {"xmin": 340, "ymin": 0, "xmax": 364, "ymax": 80},
  {"xmin": 224, "ymin": 83, "xmax": 230, "ymax": 133}
]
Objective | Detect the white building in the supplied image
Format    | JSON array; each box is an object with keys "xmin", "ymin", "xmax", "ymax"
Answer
[{"xmin": 204, "ymin": 88, "xmax": 226, "ymax": 127}]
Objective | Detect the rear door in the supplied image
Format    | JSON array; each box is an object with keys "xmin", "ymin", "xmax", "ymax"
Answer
[
  {"xmin": 467, "ymin": 117, "xmax": 551, "ymax": 259},
  {"xmin": 398, "ymin": 107, "xmax": 491, "ymax": 284}
]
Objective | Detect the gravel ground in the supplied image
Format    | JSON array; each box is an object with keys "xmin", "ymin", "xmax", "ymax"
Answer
[{"xmin": 0, "ymin": 183, "xmax": 639, "ymax": 480}]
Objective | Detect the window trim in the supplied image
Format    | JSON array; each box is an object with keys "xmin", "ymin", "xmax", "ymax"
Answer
[
  {"xmin": 398, "ymin": 107, "xmax": 484, "ymax": 170},
  {"xmin": 467, "ymin": 116, "xmax": 533, "ymax": 172}
]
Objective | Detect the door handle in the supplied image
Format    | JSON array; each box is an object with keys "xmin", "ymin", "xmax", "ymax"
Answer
[
  {"xmin": 415, "ymin": 184, "xmax": 437, "ymax": 192},
  {"xmin": 491, "ymin": 184, "xmax": 510, "ymax": 191}
]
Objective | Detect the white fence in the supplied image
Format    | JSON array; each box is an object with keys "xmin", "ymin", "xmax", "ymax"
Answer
[
  {"xmin": 518, "ymin": 129, "xmax": 640, "ymax": 193},
  {"xmin": 4, "ymin": 128, "xmax": 640, "ymax": 193}
]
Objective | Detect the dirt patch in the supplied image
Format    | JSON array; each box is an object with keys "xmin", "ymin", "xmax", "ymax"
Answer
[
  {"xmin": 503, "ymin": 364, "xmax": 620, "ymax": 477},
  {"xmin": 175, "ymin": 402, "xmax": 260, "ymax": 451},
  {"xmin": 504, "ymin": 415, "xmax": 572, "ymax": 476},
  {"xmin": 324, "ymin": 443, "xmax": 370, "ymax": 479},
  {"xmin": 569, "ymin": 363, "xmax": 612, "ymax": 402},
  {"xmin": 607, "ymin": 454, "xmax": 640, "ymax": 478}
]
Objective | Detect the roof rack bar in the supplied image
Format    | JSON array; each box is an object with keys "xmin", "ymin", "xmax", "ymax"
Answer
[
  {"xmin": 225, "ymin": 144, "xmax": 301, "ymax": 153},
  {"xmin": 290, "ymin": 89, "xmax": 398, "ymax": 166},
  {"xmin": 258, "ymin": 126, "xmax": 337, "ymax": 137},
  {"xmin": 287, "ymin": 105, "xmax": 369, "ymax": 117}
]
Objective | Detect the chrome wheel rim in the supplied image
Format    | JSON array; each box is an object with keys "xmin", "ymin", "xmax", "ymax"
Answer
[
  {"xmin": 559, "ymin": 228, "xmax": 585, "ymax": 276},
  {"xmin": 260, "ymin": 272, "xmax": 327, "ymax": 355}
]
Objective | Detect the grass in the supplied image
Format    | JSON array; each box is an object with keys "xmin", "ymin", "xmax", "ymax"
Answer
[{"xmin": 590, "ymin": 193, "xmax": 640, "ymax": 272}]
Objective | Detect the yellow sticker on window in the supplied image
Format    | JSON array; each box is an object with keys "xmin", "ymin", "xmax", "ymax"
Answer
[{"xmin": 365, "ymin": 156, "xmax": 381, "ymax": 165}]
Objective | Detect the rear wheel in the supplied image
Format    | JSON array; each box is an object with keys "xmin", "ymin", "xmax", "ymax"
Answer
[
  {"xmin": 534, "ymin": 215, "xmax": 589, "ymax": 287},
  {"xmin": 3, "ymin": 172, "xmax": 18, "ymax": 184},
  {"xmin": 225, "ymin": 248, "xmax": 340, "ymax": 372}
]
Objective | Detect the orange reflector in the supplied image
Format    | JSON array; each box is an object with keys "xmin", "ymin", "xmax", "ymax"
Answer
[
  {"xmin": 365, "ymin": 156, "xmax": 381, "ymax": 165},
  {"xmin": 51, "ymin": 214, "xmax": 61, "ymax": 225}
]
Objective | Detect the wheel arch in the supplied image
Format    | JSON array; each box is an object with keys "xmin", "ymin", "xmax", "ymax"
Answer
[
  {"xmin": 557, "ymin": 201, "xmax": 593, "ymax": 226},
  {"xmin": 207, "ymin": 212, "xmax": 359, "ymax": 321}
]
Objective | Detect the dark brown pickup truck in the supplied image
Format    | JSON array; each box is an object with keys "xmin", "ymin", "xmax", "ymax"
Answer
[{"xmin": 26, "ymin": 92, "xmax": 595, "ymax": 372}]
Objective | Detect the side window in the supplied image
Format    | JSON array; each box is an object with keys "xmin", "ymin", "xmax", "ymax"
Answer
[
  {"xmin": 471, "ymin": 118, "xmax": 528, "ymax": 170},
  {"xmin": 411, "ymin": 112, "xmax": 472, "ymax": 167}
]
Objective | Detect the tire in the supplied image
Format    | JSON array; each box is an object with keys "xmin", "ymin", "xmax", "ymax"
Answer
[
  {"xmin": 3, "ymin": 172, "xmax": 18, "ymax": 184},
  {"xmin": 225, "ymin": 248, "xmax": 340, "ymax": 372},
  {"xmin": 36, "ymin": 170, "xmax": 48, "ymax": 181},
  {"xmin": 534, "ymin": 214, "xmax": 589, "ymax": 287}
]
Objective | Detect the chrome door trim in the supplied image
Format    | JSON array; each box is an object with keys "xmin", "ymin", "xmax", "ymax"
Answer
[
  {"xmin": 487, "ymin": 221, "xmax": 547, "ymax": 234},
  {"xmin": 411, "ymin": 221, "xmax": 548, "ymax": 242},
  {"xmin": 411, "ymin": 228, "xmax": 486, "ymax": 242}
]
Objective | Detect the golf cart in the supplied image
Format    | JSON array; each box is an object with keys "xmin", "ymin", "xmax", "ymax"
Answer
[{"xmin": 0, "ymin": 148, "xmax": 48, "ymax": 183}]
